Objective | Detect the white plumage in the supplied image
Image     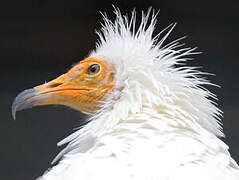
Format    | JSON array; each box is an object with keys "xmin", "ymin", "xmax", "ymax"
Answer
[{"xmin": 36, "ymin": 8, "xmax": 239, "ymax": 180}]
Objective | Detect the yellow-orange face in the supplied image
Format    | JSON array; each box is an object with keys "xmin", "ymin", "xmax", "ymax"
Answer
[{"xmin": 12, "ymin": 58, "xmax": 115, "ymax": 118}]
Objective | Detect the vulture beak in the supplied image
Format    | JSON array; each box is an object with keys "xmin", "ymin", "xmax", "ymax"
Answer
[{"xmin": 12, "ymin": 73, "xmax": 78, "ymax": 119}]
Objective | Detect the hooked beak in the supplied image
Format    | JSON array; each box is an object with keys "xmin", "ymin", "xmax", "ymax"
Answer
[
  {"xmin": 12, "ymin": 74, "xmax": 67, "ymax": 119},
  {"xmin": 12, "ymin": 73, "xmax": 92, "ymax": 119}
]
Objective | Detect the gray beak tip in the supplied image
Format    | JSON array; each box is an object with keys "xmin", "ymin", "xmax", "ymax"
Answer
[
  {"xmin": 11, "ymin": 88, "xmax": 38, "ymax": 120},
  {"xmin": 12, "ymin": 105, "xmax": 16, "ymax": 120}
]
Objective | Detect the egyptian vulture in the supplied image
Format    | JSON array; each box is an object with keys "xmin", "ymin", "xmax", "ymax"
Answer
[{"xmin": 12, "ymin": 8, "xmax": 239, "ymax": 180}]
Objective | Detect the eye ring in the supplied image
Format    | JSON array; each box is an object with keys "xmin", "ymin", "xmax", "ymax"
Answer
[{"xmin": 87, "ymin": 64, "xmax": 101, "ymax": 75}]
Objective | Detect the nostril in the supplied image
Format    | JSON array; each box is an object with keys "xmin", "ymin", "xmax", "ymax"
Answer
[{"xmin": 48, "ymin": 83, "xmax": 63, "ymax": 88}]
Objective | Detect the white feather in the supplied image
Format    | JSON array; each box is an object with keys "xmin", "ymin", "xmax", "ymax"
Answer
[{"xmin": 38, "ymin": 7, "xmax": 239, "ymax": 180}]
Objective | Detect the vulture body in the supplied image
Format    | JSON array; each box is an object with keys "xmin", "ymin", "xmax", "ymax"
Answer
[{"xmin": 12, "ymin": 8, "xmax": 239, "ymax": 180}]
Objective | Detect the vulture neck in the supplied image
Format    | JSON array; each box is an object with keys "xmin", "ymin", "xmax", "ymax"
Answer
[{"xmin": 55, "ymin": 86, "xmax": 223, "ymax": 162}]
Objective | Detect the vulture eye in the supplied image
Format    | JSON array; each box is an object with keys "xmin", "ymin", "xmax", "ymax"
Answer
[{"xmin": 87, "ymin": 64, "xmax": 101, "ymax": 75}]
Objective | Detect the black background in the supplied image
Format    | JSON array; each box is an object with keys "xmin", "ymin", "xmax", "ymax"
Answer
[{"xmin": 1, "ymin": 0, "xmax": 239, "ymax": 179}]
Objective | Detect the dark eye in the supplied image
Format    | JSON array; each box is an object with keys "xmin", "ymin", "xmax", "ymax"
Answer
[{"xmin": 87, "ymin": 64, "xmax": 101, "ymax": 75}]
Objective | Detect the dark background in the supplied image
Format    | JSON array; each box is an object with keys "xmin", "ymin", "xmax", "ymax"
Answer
[{"xmin": 1, "ymin": 0, "xmax": 239, "ymax": 179}]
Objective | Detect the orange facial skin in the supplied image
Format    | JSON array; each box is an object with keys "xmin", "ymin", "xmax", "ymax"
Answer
[{"xmin": 35, "ymin": 58, "xmax": 115, "ymax": 114}]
